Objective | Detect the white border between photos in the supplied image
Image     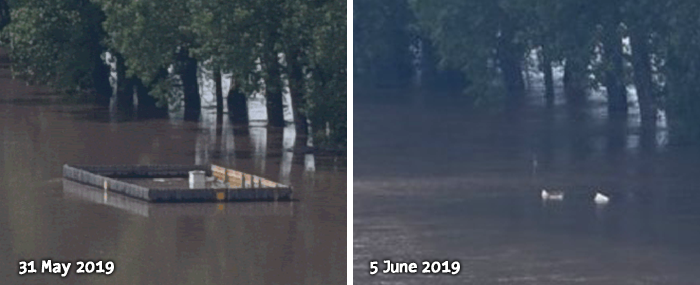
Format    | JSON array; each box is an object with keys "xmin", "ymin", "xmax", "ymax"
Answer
[{"xmin": 347, "ymin": 0, "xmax": 354, "ymax": 284}]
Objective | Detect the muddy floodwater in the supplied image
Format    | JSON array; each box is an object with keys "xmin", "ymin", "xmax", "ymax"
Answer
[
  {"xmin": 354, "ymin": 89, "xmax": 700, "ymax": 285},
  {"xmin": 0, "ymin": 57, "xmax": 346, "ymax": 284}
]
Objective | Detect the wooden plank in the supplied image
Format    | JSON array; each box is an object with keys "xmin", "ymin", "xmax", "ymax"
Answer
[
  {"xmin": 243, "ymin": 174, "xmax": 252, "ymax": 188},
  {"xmin": 261, "ymin": 178, "xmax": 277, "ymax": 188},
  {"xmin": 252, "ymin": 175, "xmax": 261, "ymax": 188},
  {"xmin": 226, "ymin": 169, "xmax": 243, "ymax": 188},
  {"xmin": 211, "ymin": 164, "xmax": 227, "ymax": 182}
]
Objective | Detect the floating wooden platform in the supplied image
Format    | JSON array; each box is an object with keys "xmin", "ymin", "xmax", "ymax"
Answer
[
  {"xmin": 62, "ymin": 164, "xmax": 293, "ymax": 203},
  {"xmin": 62, "ymin": 179, "xmax": 294, "ymax": 217}
]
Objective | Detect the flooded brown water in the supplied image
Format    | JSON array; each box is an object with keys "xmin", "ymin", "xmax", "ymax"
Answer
[
  {"xmin": 0, "ymin": 52, "xmax": 346, "ymax": 284},
  {"xmin": 354, "ymin": 89, "xmax": 700, "ymax": 285}
]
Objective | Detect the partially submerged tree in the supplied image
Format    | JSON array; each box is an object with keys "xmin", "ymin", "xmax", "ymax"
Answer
[
  {"xmin": 189, "ymin": 0, "xmax": 266, "ymax": 123},
  {"xmin": 306, "ymin": 0, "xmax": 346, "ymax": 147},
  {"xmin": 97, "ymin": 0, "xmax": 200, "ymax": 119},
  {"xmin": 410, "ymin": 0, "xmax": 530, "ymax": 105},
  {"xmin": 0, "ymin": 0, "xmax": 10, "ymax": 31},
  {"xmin": 355, "ymin": 0, "xmax": 414, "ymax": 87},
  {"xmin": 2, "ymin": 0, "xmax": 111, "ymax": 104}
]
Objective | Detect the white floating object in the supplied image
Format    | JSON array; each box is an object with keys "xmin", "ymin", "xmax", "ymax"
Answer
[
  {"xmin": 594, "ymin": 192, "xmax": 610, "ymax": 204},
  {"xmin": 189, "ymin": 170, "xmax": 206, "ymax": 189},
  {"xmin": 541, "ymin": 189, "xmax": 564, "ymax": 201},
  {"xmin": 153, "ymin": 178, "xmax": 166, "ymax": 182}
]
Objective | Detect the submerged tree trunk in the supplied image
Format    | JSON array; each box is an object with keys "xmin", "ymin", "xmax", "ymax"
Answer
[
  {"xmin": 135, "ymin": 78, "xmax": 167, "ymax": 118},
  {"xmin": 91, "ymin": 55, "xmax": 112, "ymax": 107},
  {"xmin": 0, "ymin": 0, "xmax": 10, "ymax": 30},
  {"xmin": 497, "ymin": 26, "xmax": 525, "ymax": 100},
  {"xmin": 500, "ymin": 52, "xmax": 525, "ymax": 97},
  {"xmin": 542, "ymin": 55, "xmax": 554, "ymax": 107},
  {"xmin": 602, "ymin": 12, "xmax": 627, "ymax": 115},
  {"xmin": 290, "ymin": 76, "xmax": 308, "ymax": 134},
  {"xmin": 630, "ymin": 27, "xmax": 655, "ymax": 125},
  {"xmin": 265, "ymin": 52, "xmax": 285, "ymax": 127},
  {"xmin": 542, "ymin": 50, "xmax": 555, "ymax": 107},
  {"xmin": 227, "ymin": 81, "xmax": 249, "ymax": 123},
  {"xmin": 563, "ymin": 55, "xmax": 587, "ymax": 107},
  {"xmin": 115, "ymin": 53, "xmax": 134, "ymax": 111},
  {"xmin": 178, "ymin": 51, "xmax": 201, "ymax": 121},
  {"xmin": 214, "ymin": 68, "xmax": 223, "ymax": 117},
  {"xmin": 286, "ymin": 50, "xmax": 308, "ymax": 135}
]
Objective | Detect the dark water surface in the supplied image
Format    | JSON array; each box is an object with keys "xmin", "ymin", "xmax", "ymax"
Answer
[
  {"xmin": 0, "ymin": 61, "xmax": 346, "ymax": 284},
  {"xmin": 354, "ymin": 89, "xmax": 700, "ymax": 285}
]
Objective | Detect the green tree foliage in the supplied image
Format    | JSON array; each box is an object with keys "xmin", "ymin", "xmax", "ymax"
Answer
[
  {"xmin": 355, "ymin": 0, "xmax": 414, "ymax": 87},
  {"xmin": 658, "ymin": 0, "xmax": 700, "ymax": 141},
  {"xmin": 2, "ymin": 0, "xmax": 110, "ymax": 102},
  {"xmin": 307, "ymin": 0, "xmax": 346, "ymax": 147}
]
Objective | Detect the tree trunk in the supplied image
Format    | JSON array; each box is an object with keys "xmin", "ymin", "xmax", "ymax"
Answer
[
  {"xmin": 602, "ymin": 15, "xmax": 627, "ymax": 115},
  {"xmin": 500, "ymin": 53, "xmax": 524, "ymax": 97},
  {"xmin": 497, "ymin": 27, "xmax": 524, "ymax": 99},
  {"xmin": 265, "ymin": 52, "xmax": 285, "ymax": 127},
  {"xmin": 286, "ymin": 50, "xmax": 308, "ymax": 135},
  {"xmin": 563, "ymin": 55, "xmax": 586, "ymax": 107},
  {"xmin": 214, "ymin": 68, "xmax": 223, "ymax": 117},
  {"xmin": 542, "ymin": 51, "xmax": 554, "ymax": 107},
  {"xmin": 630, "ymin": 27, "xmax": 655, "ymax": 126},
  {"xmin": 179, "ymin": 52, "xmax": 200, "ymax": 121},
  {"xmin": 135, "ymin": 78, "xmax": 167, "ymax": 118},
  {"xmin": 227, "ymin": 81, "xmax": 249, "ymax": 123},
  {"xmin": 115, "ymin": 53, "xmax": 134, "ymax": 112},
  {"xmin": 0, "ymin": 0, "xmax": 10, "ymax": 29},
  {"xmin": 91, "ymin": 54, "xmax": 112, "ymax": 107},
  {"xmin": 495, "ymin": 15, "xmax": 525, "ymax": 104}
]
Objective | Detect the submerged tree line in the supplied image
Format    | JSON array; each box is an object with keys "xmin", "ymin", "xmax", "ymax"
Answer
[
  {"xmin": 356, "ymin": 0, "xmax": 700, "ymax": 142},
  {"xmin": 0, "ymin": 0, "xmax": 346, "ymax": 148}
]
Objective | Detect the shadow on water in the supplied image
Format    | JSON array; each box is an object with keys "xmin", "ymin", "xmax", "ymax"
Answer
[{"xmin": 355, "ymin": 85, "xmax": 700, "ymax": 285}]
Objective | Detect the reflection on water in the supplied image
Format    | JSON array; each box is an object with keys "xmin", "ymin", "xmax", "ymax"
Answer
[
  {"xmin": 63, "ymin": 179, "xmax": 294, "ymax": 218},
  {"xmin": 194, "ymin": 110, "xmax": 237, "ymax": 167},
  {"xmin": 0, "ymin": 65, "xmax": 345, "ymax": 284},
  {"xmin": 193, "ymin": 108, "xmax": 308, "ymax": 186},
  {"xmin": 280, "ymin": 125, "xmax": 296, "ymax": 185},
  {"xmin": 250, "ymin": 126, "xmax": 267, "ymax": 174},
  {"xmin": 523, "ymin": 59, "xmax": 669, "ymax": 155},
  {"xmin": 304, "ymin": 124, "xmax": 316, "ymax": 174},
  {"xmin": 355, "ymin": 88, "xmax": 700, "ymax": 285},
  {"xmin": 195, "ymin": 113, "xmax": 216, "ymax": 166},
  {"xmin": 305, "ymin": 154, "xmax": 316, "ymax": 175}
]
